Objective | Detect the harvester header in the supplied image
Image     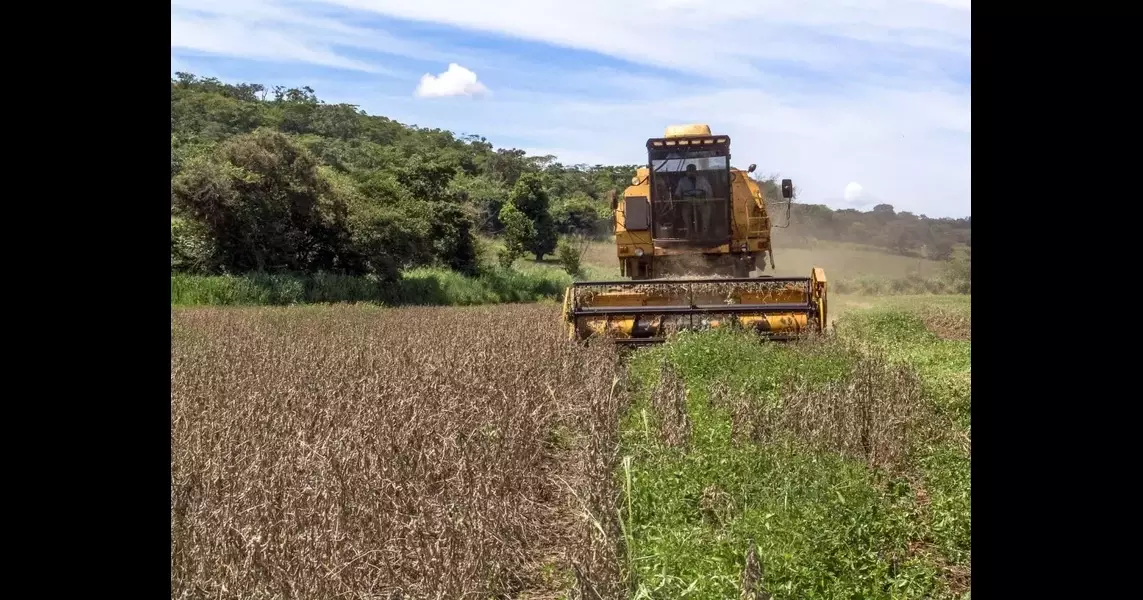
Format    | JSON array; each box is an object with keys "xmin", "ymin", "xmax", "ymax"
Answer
[{"xmin": 561, "ymin": 269, "xmax": 827, "ymax": 345}]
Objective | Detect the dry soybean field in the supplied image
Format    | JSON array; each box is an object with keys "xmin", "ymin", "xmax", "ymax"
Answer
[
  {"xmin": 172, "ymin": 298, "xmax": 971, "ymax": 599},
  {"xmin": 172, "ymin": 304, "xmax": 627, "ymax": 599}
]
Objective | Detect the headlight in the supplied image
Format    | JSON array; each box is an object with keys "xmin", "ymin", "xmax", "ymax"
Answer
[{"xmin": 635, "ymin": 248, "xmax": 645, "ymax": 257}]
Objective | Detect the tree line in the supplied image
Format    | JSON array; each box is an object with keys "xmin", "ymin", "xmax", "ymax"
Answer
[
  {"xmin": 170, "ymin": 73, "xmax": 971, "ymax": 281},
  {"xmin": 767, "ymin": 200, "xmax": 971, "ymax": 260}
]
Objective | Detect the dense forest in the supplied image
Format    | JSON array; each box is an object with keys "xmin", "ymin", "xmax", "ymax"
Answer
[{"xmin": 171, "ymin": 73, "xmax": 971, "ymax": 281}]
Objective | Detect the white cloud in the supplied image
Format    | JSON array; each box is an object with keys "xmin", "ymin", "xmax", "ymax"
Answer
[
  {"xmin": 844, "ymin": 182, "xmax": 864, "ymax": 202},
  {"xmin": 414, "ymin": 63, "xmax": 490, "ymax": 98}
]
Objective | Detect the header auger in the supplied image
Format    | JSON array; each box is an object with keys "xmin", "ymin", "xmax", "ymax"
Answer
[{"xmin": 560, "ymin": 124, "xmax": 829, "ymax": 345}]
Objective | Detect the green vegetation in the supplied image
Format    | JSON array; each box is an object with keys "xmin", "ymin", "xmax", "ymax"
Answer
[
  {"xmin": 171, "ymin": 73, "xmax": 630, "ymax": 286},
  {"xmin": 171, "ymin": 267, "xmax": 571, "ymax": 307},
  {"xmin": 500, "ymin": 172, "xmax": 558, "ymax": 262},
  {"xmin": 171, "ymin": 73, "xmax": 970, "ymax": 307},
  {"xmin": 617, "ymin": 299, "xmax": 971, "ymax": 598}
]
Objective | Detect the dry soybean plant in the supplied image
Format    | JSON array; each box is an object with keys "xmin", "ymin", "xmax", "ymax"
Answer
[
  {"xmin": 649, "ymin": 360, "xmax": 692, "ymax": 450},
  {"xmin": 171, "ymin": 304, "xmax": 625, "ymax": 599},
  {"xmin": 775, "ymin": 347, "xmax": 927, "ymax": 473},
  {"xmin": 919, "ymin": 307, "xmax": 971, "ymax": 341},
  {"xmin": 739, "ymin": 539, "xmax": 770, "ymax": 600},
  {"xmin": 563, "ymin": 374, "xmax": 630, "ymax": 600}
]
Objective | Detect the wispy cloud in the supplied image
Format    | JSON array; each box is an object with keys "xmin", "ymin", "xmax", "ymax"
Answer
[
  {"xmin": 170, "ymin": 0, "xmax": 449, "ymax": 74},
  {"xmin": 171, "ymin": 0, "xmax": 970, "ymax": 217},
  {"xmin": 315, "ymin": 0, "xmax": 969, "ymax": 81}
]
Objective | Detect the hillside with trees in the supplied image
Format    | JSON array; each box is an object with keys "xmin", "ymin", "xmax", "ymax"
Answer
[{"xmin": 170, "ymin": 73, "xmax": 971, "ymax": 284}]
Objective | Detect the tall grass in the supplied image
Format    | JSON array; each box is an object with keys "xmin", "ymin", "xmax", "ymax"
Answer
[{"xmin": 170, "ymin": 267, "xmax": 573, "ymax": 307}]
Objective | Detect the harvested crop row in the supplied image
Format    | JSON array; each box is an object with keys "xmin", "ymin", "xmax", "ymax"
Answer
[{"xmin": 171, "ymin": 304, "xmax": 623, "ymax": 599}]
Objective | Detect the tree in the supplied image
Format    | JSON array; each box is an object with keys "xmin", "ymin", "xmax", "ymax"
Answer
[
  {"xmin": 397, "ymin": 154, "xmax": 458, "ymax": 203},
  {"xmin": 507, "ymin": 173, "xmax": 557, "ymax": 260},
  {"xmin": 427, "ymin": 202, "xmax": 479, "ymax": 275},
  {"xmin": 311, "ymin": 103, "xmax": 363, "ymax": 141},
  {"xmin": 498, "ymin": 203, "xmax": 535, "ymax": 265},
  {"xmin": 171, "ymin": 129, "xmax": 354, "ymax": 274},
  {"xmin": 484, "ymin": 148, "xmax": 530, "ymax": 187},
  {"xmin": 449, "ymin": 173, "xmax": 508, "ymax": 234},
  {"xmin": 552, "ymin": 192, "xmax": 603, "ymax": 237}
]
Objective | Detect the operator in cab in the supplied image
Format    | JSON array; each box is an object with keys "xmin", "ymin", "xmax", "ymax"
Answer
[
  {"xmin": 674, "ymin": 163, "xmax": 713, "ymax": 197},
  {"xmin": 674, "ymin": 163, "xmax": 714, "ymax": 237}
]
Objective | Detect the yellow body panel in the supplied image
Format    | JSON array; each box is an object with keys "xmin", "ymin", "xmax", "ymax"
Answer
[
  {"xmin": 665, "ymin": 123, "xmax": 713, "ymax": 137},
  {"xmin": 614, "ymin": 166, "xmax": 652, "ymax": 241},
  {"xmin": 732, "ymin": 170, "xmax": 773, "ymax": 249},
  {"xmin": 654, "ymin": 244, "xmax": 730, "ymax": 256},
  {"xmin": 738, "ymin": 314, "xmax": 809, "ymax": 332}
]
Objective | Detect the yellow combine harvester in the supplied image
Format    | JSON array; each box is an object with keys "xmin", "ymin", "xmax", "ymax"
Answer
[{"xmin": 560, "ymin": 124, "xmax": 828, "ymax": 345}]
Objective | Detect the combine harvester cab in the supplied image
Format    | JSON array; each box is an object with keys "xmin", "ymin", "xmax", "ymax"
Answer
[{"xmin": 561, "ymin": 123, "xmax": 829, "ymax": 346}]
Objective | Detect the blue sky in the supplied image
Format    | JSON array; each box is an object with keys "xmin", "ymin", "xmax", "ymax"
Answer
[{"xmin": 171, "ymin": 0, "xmax": 971, "ymax": 218}]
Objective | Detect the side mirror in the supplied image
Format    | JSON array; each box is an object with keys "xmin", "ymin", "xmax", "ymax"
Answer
[
  {"xmin": 747, "ymin": 164, "xmax": 756, "ymax": 173},
  {"xmin": 781, "ymin": 179, "xmax": 794, "ymax": 199},
  {"xmin": 608, "ymin": 189, "xmax": 618, "ymax": 210}
]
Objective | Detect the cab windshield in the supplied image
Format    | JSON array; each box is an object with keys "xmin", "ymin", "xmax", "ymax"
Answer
[{"xmin": 648, "ymin": 150, "xmax": 731, "ymax": 244}]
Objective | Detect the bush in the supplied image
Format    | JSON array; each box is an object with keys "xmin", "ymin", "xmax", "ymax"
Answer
[
  {"xmin": 556, "ymin": 239, "xmax": 582, "ymax": 277},
  {"xmin": 170, "ymin": 129, "xmax": 355, "ymax": 274},
  {"xmin": 942, "ymin": 256, "xmax": 971, "ymax": 294},
  {"xmin": 498, "ymin": 248, "xmax": 520, "ymax": 269},
  {"xmin": 171, "ymin": 216, "xmax": 216, "ymax": 273}
]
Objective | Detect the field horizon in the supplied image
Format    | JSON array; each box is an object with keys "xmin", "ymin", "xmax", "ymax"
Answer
[{"xmin": 172, "ymin": 238, "xmax": 970, "ymax": 308}]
